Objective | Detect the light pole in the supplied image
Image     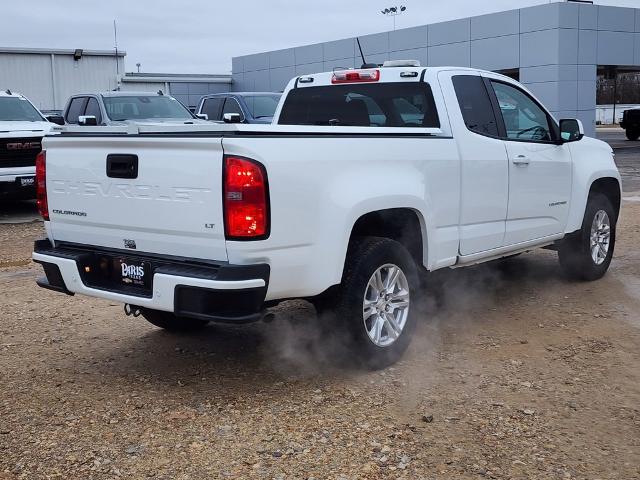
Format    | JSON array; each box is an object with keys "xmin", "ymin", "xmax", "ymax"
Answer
[
  {"xmin": 136, "ymin": 63, "xmax": 141, "ymax": 73},
  {"xmin": 381, "ymin": 6, "xmax": 407, "ymax": 31}
]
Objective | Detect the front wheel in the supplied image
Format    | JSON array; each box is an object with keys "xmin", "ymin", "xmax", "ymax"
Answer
[
  {"xmin": 316, "ymin": 237, "xmax": 420, "ymax": 370},
  {"xmin": 558, "ymin": 193, "xmax": 616, "ymax": 281},
  {"xmin": 625, "ymin": 129, "xmax": 639, "ymax": 141}
]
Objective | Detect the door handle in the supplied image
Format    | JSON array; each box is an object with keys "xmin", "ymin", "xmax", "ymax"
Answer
[
  {"xmin": 512, "ymin": 155, "xmax": 530, "ymax": 166},
  {"xmin": 106, "ymin": 154, "xmax": 138, "ymax": 179}
]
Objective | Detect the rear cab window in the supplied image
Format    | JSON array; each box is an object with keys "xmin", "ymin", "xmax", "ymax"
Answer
[{"xmin": 279, "ymin": 82, "xmax": 440, "ymax": 128}]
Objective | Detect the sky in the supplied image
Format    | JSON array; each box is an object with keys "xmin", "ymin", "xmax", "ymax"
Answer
[{"xmin": 1, "ymin": 0, "xmax": 637, "ymax": 74}]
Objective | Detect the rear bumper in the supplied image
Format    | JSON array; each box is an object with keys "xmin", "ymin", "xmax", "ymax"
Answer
[
  {"xmin": 0, "ymin": 171, "xmax": 36, "ymax": 199},
  {"xmin": 32, "ymin": 240, "xmax": 270, "ymax": 323}
]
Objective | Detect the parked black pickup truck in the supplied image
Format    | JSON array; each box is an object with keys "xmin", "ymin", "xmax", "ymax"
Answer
[{"xmin": 620, "ymin": 109, "xmax": 640, "ymax": 141}]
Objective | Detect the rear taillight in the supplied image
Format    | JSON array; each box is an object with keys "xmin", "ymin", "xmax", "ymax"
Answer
[
  {"xmin": 223, "ymin": 156, "xmax": 269, "ymax": 239},
  {"xmin": 332, "ymin": 69, "xmax": 380, "ymax": 84},
  {"xmin": 35, "ymin": 150, "xmax": 49, "ymax": 221}
]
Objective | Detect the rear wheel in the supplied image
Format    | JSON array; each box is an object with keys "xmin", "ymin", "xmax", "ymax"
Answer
[
  {"xmin": 558, "ymin": 193, "xmax": 616, "ymax": 281},
  {"xmin": 626, "ymin": 129, "xmax": 640, "ymax": 141},
  {"xmin": 316, "ymin": 237, "xmax": 420, "ymax": 370},
  {"xmin": 139, "ymin": 308, "xmax": 209, "ymax": 332}
]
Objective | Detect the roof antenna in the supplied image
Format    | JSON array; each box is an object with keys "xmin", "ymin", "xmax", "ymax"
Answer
[{"xmin": 356, "ymin": 38, "xmax": 378, "ymax": 69}]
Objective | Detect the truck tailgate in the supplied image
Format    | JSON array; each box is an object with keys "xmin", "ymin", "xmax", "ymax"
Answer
[{"xmin": 43, "ymin": 135, "xmax": 227, "ymax": 262}]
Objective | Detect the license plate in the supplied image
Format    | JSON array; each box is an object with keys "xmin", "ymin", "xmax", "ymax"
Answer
[
  {"xmin": 19, "ymin": 176, "xmax": 35, "ymax": 187},
  {"xmin": 116, "ymin": 258, "xmax": 150, "ymax": 289}
]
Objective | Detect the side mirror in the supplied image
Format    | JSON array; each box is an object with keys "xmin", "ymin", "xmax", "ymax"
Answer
[
  {"xmin": 223, "ymin": 113, "xmax": 242, "ymax": 124},
  {"xmin": 78, "ymin": 115, "xmax": 98, "ymax": 126},
  {"xmin": 559, "ymin": 118, "xmax": 584, "ymax": 143},
  {"xmin": 195, "ymin": 113, "xmax": 209, "ymax": 120},
  {"xmin": 46, "ymin": 115, "xmax": 65, "ymax": 126}
]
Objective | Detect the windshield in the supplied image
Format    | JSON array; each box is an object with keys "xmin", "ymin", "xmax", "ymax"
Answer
[
  {"xmin": 242, "ymin": 95, "xmax": 281, "ymax": 119},
  {"xmin": 103, "ymin": 96, "xmax": 193, "ymax": 121},
  {"xmin": 0, "ymin": 97, "xmax": 44, "ymax": 122}
]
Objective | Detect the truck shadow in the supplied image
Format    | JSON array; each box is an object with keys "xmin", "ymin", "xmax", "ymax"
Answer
[
  {"xmin": 0, "ymin": 199, "xmax": 39, "ymax": 224},
  {"xmin": 89, "ymin": 250, "xmax": 567, "ymax": 389}
]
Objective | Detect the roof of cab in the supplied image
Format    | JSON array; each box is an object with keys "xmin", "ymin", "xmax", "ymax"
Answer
[
  {"xmin": 68, "ymin": 91, "xmax": 171, "ymax": 98},
  {"xmin": 290, "ymin": 65, "xmax": 514, "ymax": 89},
  {"xmin": 0, "ymin": 90, "xmax": 26, "ymax": 98},
  {"xmin": 202, "ymin": 92, "xmax": 282, "ymax": 98}
]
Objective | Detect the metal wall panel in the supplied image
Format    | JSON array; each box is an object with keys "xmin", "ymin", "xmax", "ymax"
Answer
[
  {"xmin": 579, "ymin": 4, "xmax": 598, "ymax": 30},
  {"xmin": 0, "ymin": 53, "xmax": 54, "ymax": 110},
  {"xmin": 597, "ymin": 31, "xmax": 635, "ymax": 65},
  {"xmin": 389, "ymin": 48, "xmax": 427, "ymax": 67},
  {"xmin": 232, "ymin": 56, "xmax": 244, "ymax": 74},
  {"xmin": 428, "ymin": 18, "xmax": 470, "ymax": 46},
  {"xmin": 521, "ymin": 65, "xmax": 578, "ymax": 84},
  {"xmin": 578, "ymin": 29, "xmax": 598, "ymax": 65},
  {"xmin": 359, "ymin": 32, "xmax": 389, "ymax": 55},
  {"xmin": 427, "ymin": 42, "xmax": 470, "ymax": 67},
  {"xmin": 295, "ymin": 62, "xmax": 324, "ymax": 76},
  {"xmin": 471, "ymin": 10, "xmax": 519, "ymax": 40},
  {"xmin": 470, "ymin": 35, "xmax": 519, "ymax": 71},
  {"xmin": 120, "ymin": 81, "xmax": 165, "ymax": 93},
  {"xmin": 269, "ymin": 49, "xmax": 295, "ymax": 69},
  {"xmin": 520, "ymin": 3, "xmax": 577, "ymax": 33},
  {"xmin": 269, "ymin": 66, "xmax": 296, "ymax": 92},
  {"xmin": 295, "ymin": 44, "xmax": 323, "ymax": 65},
  {"xmin": 597, "ymin": 6, "xmax": 635, "ymax": 32},
  {"xmin": 243, "ymin": 53, "xmax": 269, "ymax": 72},
  {"xmin": 53, "ymin": 55, "xmax": 124, "ymax": 108},
  {"xmin": 323, "ymin": 39, "xmax": 355, "ymax": 61},
  {"xmin": 389, "ymin": 26, "xmax": 427, "ymax": 52}
]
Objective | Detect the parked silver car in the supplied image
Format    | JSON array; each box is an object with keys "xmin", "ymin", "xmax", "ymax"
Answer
[{"xmin": 62, "ymin": 91, "xmax": 210, "ymax": 126}]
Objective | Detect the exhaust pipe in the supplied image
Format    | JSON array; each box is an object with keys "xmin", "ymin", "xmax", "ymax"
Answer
[{"xmin": 124, "ymin": 304, "xmax": 142, "ymax": 317}]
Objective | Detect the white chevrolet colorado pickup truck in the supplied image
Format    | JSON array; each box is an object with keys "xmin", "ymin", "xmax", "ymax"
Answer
[
  {"xmin": 0, "ymin": 90, "xmax": 57, "ymax": 199},
  {"xmin": 32, "ymin": 64, "xmax": 621, "ymax": 368}
]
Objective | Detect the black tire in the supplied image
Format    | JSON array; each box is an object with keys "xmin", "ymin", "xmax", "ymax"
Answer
[
  {"xmin": 139, "ymin": 308, "xmax": 209, "ymax": 332},
  {"xmin": 625, "ymin": 129, "xmax": 639, "ymax": 141},
  {"xmin": 558, "ymin": 193, "xmax": 616, "ymax": 281},
  {"xmin": 316, "ymin": 237, "xmax": 420, "ymax": 370}
]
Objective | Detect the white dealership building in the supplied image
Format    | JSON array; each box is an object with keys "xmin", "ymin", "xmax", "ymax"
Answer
[{"xmin": 0, "ymin": 47, "xmax": 231, "ymax": 111}]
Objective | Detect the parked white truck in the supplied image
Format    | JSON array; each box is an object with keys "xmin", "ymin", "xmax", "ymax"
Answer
[
  {"xmin": 0, "ymin": 90, "xmax": 59, "ymax": 199},
  {"xmin": 32, "ymin": 64, "xmax": 621, "ymax": 368}
]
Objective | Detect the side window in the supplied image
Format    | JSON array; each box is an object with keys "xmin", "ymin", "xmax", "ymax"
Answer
[
  {"xmin": 222, "ymin": 98, "xmax": 244, "ymax": 121},
  {"xmin": 201, "ymin": 98, "xmax": 223, "ymax": 120},
  {"xmin": 66, "ymin": 97, "xmax": 87, "ymax": 124},
  {"xmin": 84, "ymin": 98, "xmax": 102, "ymax": 124},
  {"xmin": 491, "ymin": 81, "xmax": 552, "ymax": 142},
  {"xmin": 452, "ymin": 75, "xmax": 499, "ymax": 137}
]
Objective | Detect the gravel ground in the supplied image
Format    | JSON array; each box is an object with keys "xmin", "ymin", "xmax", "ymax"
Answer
[{"xmin": 1, "ymin": 202, "xmax": 639, "ymax": 480}]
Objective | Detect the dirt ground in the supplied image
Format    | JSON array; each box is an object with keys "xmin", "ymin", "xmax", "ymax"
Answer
[{"xmin": 1, "ymin": 201, "xmax": 639, "ymax": 480}]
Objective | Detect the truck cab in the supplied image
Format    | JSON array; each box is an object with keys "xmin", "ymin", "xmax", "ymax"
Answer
[{"xmin": 196, "ymin": 92, "xmax": 281, "ymax": 124}]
